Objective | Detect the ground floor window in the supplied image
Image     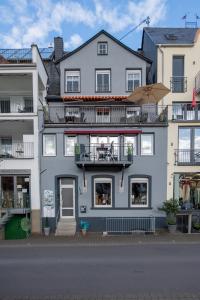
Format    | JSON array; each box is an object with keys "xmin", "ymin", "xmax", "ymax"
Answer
[
  {"xmin": 130, "ymin": 177, "xmax": 149, "ymax": 207},
  {"xmin": 0, "ymin": 175, "xmax": 30, "ymax": 209},
  {"xmin": 174, "ymin": 173, "xmax": 200, "ymax": 210},
  {"xmin": 94, "ymin": 177, "xmax": 112, "ymax": 207}
]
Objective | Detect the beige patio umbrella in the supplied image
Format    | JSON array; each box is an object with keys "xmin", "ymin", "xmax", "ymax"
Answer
[{"xmin": 127, "ymin": 83, "xmax": 170, "ymax": 104}]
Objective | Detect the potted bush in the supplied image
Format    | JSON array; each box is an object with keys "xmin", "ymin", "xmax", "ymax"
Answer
[
  {"xmin": 127, "ymin": 144, "xmax": 133, "ymax": 162},
  {"xmin": 44, "ymin": 217, "xmax": 50, "ymax": 236},
  {"xmin": 75, "ymin": 143, "xmax": 80, "ymax": 162},
  {"xmin": 159, "ymin": 198, "xmax": 179, "ymax": 233}
]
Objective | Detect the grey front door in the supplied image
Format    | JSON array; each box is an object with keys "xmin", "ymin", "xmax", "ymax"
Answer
[{"xmin": 60, "ymin": 178, "xmax": 75, "ymax": 218}]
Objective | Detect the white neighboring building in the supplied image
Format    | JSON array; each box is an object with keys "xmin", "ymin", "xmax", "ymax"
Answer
[{"xmin": 0, "ymin": 45, "xmax": 48, "ymax": 235}]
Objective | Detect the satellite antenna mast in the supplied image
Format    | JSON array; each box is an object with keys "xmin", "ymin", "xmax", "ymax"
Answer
[
  {"xmin": 120, "ymin": 16, "xmax": 150, "ymax": 41},
  {"xmin": 182, "ymin": 13, "xmax": 198, "ymax": 28}
]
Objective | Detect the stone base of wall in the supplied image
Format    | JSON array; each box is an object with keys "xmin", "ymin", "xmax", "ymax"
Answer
[{"xmin": 31, "ymin": 210, "xmax": 41, "ymax": 234}]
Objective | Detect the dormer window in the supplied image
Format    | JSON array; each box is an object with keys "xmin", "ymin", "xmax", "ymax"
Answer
[{"xmin": 97, "ymin": 42, "xmax": 108, "ymax": 55}]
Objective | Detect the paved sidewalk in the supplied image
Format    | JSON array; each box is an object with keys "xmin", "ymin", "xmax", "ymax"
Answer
[{"xmin": 1, "ymin": 231, "xmax": 200, "ymax": 246}]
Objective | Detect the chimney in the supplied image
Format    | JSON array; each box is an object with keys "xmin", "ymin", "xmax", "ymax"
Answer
[{"xmin": 54, "ymin": 37, "xmax": 64, "ymax": 61}]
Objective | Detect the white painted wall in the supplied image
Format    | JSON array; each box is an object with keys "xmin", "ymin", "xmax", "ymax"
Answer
[{"xmin": 156, "ymin": 31, "xmax": 200, "ymax": 199}]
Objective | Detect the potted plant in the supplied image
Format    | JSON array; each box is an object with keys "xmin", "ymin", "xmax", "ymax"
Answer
[
  {"xmin": 159, "ymin": 198, "xmax": 179, "ymax": 233},
  {"xmin": 80, "ymin": 220, "xmax": 89, "ymax": 236},
  {"xmin": 44, "ymin": 217, "xmax": 50, "ymax": 236},
  {"xmin": 127, "ymin": 144, "xmax": 133, "ymax": 162},
  {"xmin": 75, "ymin": 143, "xmax": 80, "ymax": 162}
]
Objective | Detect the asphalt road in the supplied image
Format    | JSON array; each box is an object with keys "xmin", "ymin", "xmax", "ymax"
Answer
[{"xmin": 0, "ymin": 243, "xmax": 200, "ymax": 299}]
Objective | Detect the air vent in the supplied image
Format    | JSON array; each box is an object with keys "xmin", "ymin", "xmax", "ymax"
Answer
[{"xmin": 165, "ymin": 34, "xmax": 178, "ymax": 40}]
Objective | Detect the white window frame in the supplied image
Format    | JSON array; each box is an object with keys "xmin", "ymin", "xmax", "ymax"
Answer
[
  {"xmin": 94, "ymin": 177, "xmax": 112, "ymax": 208},
  {"xmin": 43, "ymin": 134, "xmax": 56, "ymax": 157},
  {"xmin": 124, "ymin": 136, "xmax": 137, "ymax": 156},
  {"xmin": 97, "ymin": 42, "xmax": 108, "ymax": 55},
  {"xmin": 130, "ymin": 177, "xmax": 149, "ymax": 208},
  {"xmin": 141, "ymin": 134, "xmax": 154, "ymax": 156},
  {"xmin": 64, "ymin": 136, "xmax": 77, "ymax": 156},
  {"xmin": 96, "ymin": 70, "xmax": 111, "ymax": 92},
  {"xmin": 65, "ymin": 70, "xmax": 80, "ymax": 93},
  {"xmin": 96, "ymin": 107, "xmax": 110, "ymax": 123},
  {"xmin": 126, "ymin": 70, "xmax": 141, "ymax": 92}
]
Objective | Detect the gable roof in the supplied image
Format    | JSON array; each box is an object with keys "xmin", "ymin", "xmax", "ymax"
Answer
[
  {"xmin": 56, "ymin": 29, "xmax": 151, "ymax": 64},
  {"xmin": 143, "ymin": 27, "xmax": 198, "ymax": 46}
]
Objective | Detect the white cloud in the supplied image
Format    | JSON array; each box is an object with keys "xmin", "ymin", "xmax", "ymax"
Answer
[
  {"xmin": 0, "ymin": 0, "xmax": 167, "ymax": 48},
  {"xmin": 64, "ymin": 34, "xmax": 83, "ymax": 49}
]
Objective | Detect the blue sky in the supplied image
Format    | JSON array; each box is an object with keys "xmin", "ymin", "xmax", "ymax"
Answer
[{"xmin": 0, "ymin": 0, "xmax": 200, "ymax": 50}]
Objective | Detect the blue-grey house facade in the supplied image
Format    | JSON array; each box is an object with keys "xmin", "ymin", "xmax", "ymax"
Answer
[{"xmin": 40, "ymin": 30, "xmax": 168, "ymax": 235}]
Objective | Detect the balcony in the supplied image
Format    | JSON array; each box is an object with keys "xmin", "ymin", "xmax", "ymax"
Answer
[
  {"xmin": 195, "ymin": 71, "xmax": 200, "ymax": 94},
  {"xmin": 0, "ymin": 142, "xmax": 34, "ymax": 159},
  {"xmin": 172, "ymin": 103, "xmax": 200, "ymax": 121},
  {"xmin": 170, "ymin": 76, "xmax": 187, "ymax": 93},
  {"xmin": 175, "ymin": 149, "xmax": 200, "ymax": 165},
  {"xmin": 0, "ymin": 97, "xmax": 33, "ymax": 114},
  {"xmin": 47, "ymin": 105, "xmax": 168, "ymax": 125},
  {"xmin": 75, "ymin": 143, "xmax": 133, "ymax": 169}
]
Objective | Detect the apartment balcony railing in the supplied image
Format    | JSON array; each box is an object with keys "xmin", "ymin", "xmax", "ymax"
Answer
[
  {"xmin": 170, "ymin": 76, "xmax": 187, "ymax": 93},
  {"xmin": 195, "ymin": 71, "xmax": 200, "ymax": 94},
  {"xmin": 47, "ymin": 105, "xmax": 168, "ymax": 125},
  {"xmin": 172, "ymin": 103, "xmax": 200, "ymax": 121},
  {"xmin": 75, "ymin": 143, "xmax": 133, "ymax": 168},
  {"xmin": 175, "ymin": 149, "xmax": 200, "ymax": 165},
  {"xmin": 0, "ymin": 142, "xmax": 34, "ymax": 159},
  {"xmin": 0, "ymin": 100, "xmax": 33, "ymax": 114}
]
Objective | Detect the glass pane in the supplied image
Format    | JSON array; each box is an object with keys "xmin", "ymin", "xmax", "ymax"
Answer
[
  {"xmin": 95, "ymin": 181, "xmax": 111, "ymax": 206},
  {"xmin": 131, "ymin": 180, "xmax": 148, "ymax": 206},
  {"xmin": 179, "ymin": 128, "xmax": 191, "ymax": 149},
  {"xmin": 65, "ymin": 136, "xmax": 77, "ymax": 156},
  {"xmin": 16, "ymin": 176, "xmax": 30, "ymax": 208},
  {"xmin": 44, "ymin": 135, "xmax": 56, "ymax": 156},
  {"xmin": 141, "ymin": 135, "xmax": 153, "ymax": 155},
  {"xmin": 194, "ymin": 129, "xmax": 200, "ymax": 162},
  {"xmin": 173, "ymin": 56, "xmax": 184, "ymax": 77},
  {"xmin": 1, "ymin": 176, "xmax": 14, "ymax": 208},
  {"xmin": 178, "ymin": 128, "xmax": 191, "ymax": 163},
  {"xmin": 62, "ymin": 209, "xmax": 73, "ymax": 216},
  {"xmin": 62, "ymin": 187, "xmax": 73, "ymax": 208},
  {"xmin": 1, "ymin": 138, "xmax": 12, "ymax": 155},
  {"xmin": 60, "ymin": 178, "xmax": 73, "ymax": 185},
  {"xmin": 128, "ymin": 80, "xmax": 133, "ymax": 91},
  {"xmin": 124, "ymin": 136, "xmax": 136, "ymax": 155}
]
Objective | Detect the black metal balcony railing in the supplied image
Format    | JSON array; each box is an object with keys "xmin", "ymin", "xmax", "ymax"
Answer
[
  {"xmin": 0, "ymin": 142, "xmax": 34, "ymax": 159},
  {"xmin": 175, "ymin": 149, "xmax": 200, "ymax": 165},
  {"xmin": 170, "ymin": 76, "xmax": 187, "ymax": 93},
  {"xmin": 75, "ymin": 143, "xmax": 133, "ymax": 166},
  {"xmin": 0, "ymin": 100, "xmax": 33, "ymax": 113},
  {"xmin": 172, "ymin": 103, "xmax": 200, "ymax": 121},
  {"xmin": 48, "ymin": 105, "xmax": 168, "ymax": 125}
]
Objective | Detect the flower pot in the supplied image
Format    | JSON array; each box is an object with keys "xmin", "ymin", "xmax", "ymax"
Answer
[
  {"xmin": 81, "ymin": 228, "xmax": 87, "ymax": 236},
  {"xmin": 168, "ymin": 224, "xmax": 176, "ymax": 234},
  {"xmin": 44, "ymin": 227, "xmax": 50, "ymax": 236}
]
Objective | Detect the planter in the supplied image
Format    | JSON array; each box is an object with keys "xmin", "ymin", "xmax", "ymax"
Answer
[
  {"xmin": 81, "ymin": 228, "xmax": 87, "ymax": 236},
  {"xmin": 168, "ymin": 224, "xmax": 176, "ymax": 234},
  {"xmin": 44, "ymin": 227, "xmax": 50, "ymax": 236}
]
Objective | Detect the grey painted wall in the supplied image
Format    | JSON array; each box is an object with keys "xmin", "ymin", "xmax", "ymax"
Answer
[
  {"xmin": 142, "ymin": 32, "xmax": 157, "ymax": 84},
  {"xmin": 60, "ymin": 33, "xmax": 149, "ymax": 96},
  {"xmin": 40, "ymin": 125, "xmax": 167, "ymax": 225}
]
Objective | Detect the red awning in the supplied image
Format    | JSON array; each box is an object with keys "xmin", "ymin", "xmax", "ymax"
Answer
[{"xmin": 64, "ymin": 129, "xmax": 142, "ymax": 135}]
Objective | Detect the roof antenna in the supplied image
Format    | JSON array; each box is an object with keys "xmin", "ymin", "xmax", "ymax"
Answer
[
  {"xmin": 120, "ymin": 17, "xmax": 150, "ymax": 41},
  {"xmin": 182, "ymin": 13, "xmax": 199, "ymax": 28}
]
